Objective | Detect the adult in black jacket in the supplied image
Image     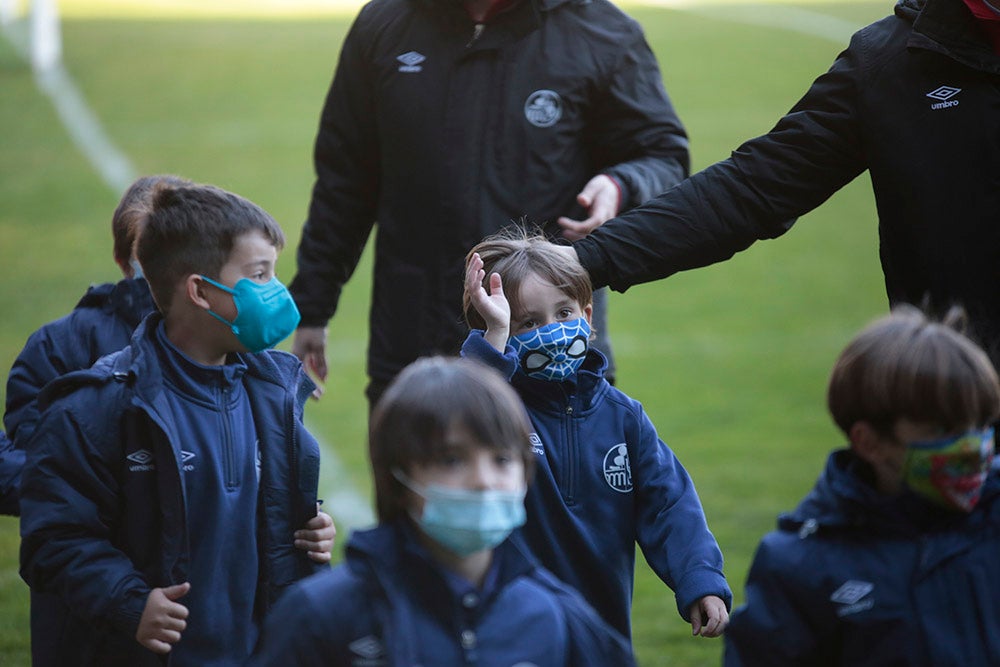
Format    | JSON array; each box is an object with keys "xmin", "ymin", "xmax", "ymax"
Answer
[
  {"xmin": 571, "ymin": 0, "xmax": 1000, "ymax": 368},
  {"xmin": 289, "ymin": 0, "xmax": 690, "ymax": 406}
]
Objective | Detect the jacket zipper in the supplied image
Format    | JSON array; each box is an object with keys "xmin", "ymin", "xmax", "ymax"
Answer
[
  {"xmin": 221, "ymin": 385, "xmax": 237, "ymax": 490},
  {"xmin": 562, "ymin": 390, "xmax": 577, "ymax": 504},
  {"xmin": 467, "ymin": 23, "xmax": 485, "ymax": 47}
]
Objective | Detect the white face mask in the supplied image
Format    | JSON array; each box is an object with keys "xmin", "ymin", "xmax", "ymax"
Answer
[{"xmin": 393, "ymin": 469, "xmax": 526, "ymax": 556}]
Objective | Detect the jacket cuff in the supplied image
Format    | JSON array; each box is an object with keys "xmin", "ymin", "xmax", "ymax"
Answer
[
  {"xmin": 674, "ymin": 568, "xmax": 733, "ymax": 622},
  {"xmin": 108, "ymin": 587, "xmax": 150, "ymax": 638},
  {"xmin": 460, "ymin": 331, "xmax": 518, "ymax": 380}
]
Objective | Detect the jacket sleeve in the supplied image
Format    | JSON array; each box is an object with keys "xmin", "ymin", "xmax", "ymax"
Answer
[
  {"xmin": 591, "ymin": 27, "xmax": 689, "ymax": 210},
  {"xmin": 4, "ymin": 319, "xmax": 90, "ymax": 445},
  {"xmin": 630, "ymin": 404, "xmax": 732, "ymax": 620},
  {"xmin": 288, "ymin": 8, "xmax": 381, "ymax": 327},
  {"xmin": 575, "ymin": 31, "xmax": 868, "ymax": 291},
  {"xmin": 724, "ymin": 532, "xmax": 831, "ymax": 667},
  {"xmin": 459, "ymin": 330, "xmax": 519, "ymax": 380},
  {"xmin": 0, "ymin": 430, "xmax": 23, "ymax": 516},
  {"xmin": 19, "ymin": 399, "xmax": 150, "ymax": 637}
]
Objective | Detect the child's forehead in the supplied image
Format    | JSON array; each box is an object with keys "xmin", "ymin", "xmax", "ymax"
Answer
[{"xmin": 226, "ymin": 231, "xmax": 278, "ymax": 264}]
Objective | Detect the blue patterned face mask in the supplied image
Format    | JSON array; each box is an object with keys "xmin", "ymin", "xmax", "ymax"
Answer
[
  {"xmin": 509, "ymin": 317, "xmax": 591, "ymax": 382},
  {"xmin": 393, "ymin": 469, "xmax": 526, "ymax": 557},
  {"xmin": 200, "ymin": 275, "xmax": 301, "ymax": 353}
]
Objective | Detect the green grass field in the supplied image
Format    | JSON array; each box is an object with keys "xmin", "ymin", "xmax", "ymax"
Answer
[{"xmin": 0, "ymin": 1, "xmax": 892, "ymax": 664}]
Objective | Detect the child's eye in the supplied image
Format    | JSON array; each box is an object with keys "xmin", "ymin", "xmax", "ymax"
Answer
[
  {"xmin": 558, "ymin": 308, "xmax": 573, "ymax": 319},
  {"xmin": 520, "ymin": 319, "xmax": 537, "ymax": 330},
  {"xmin": 494, "ymin": 453, "xmax": 513, "ymax": 466}
]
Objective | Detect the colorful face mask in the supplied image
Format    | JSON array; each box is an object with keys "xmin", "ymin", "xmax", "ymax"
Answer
[
  {"xmin": 200, "ymin": 275, "xmax": 301, "ymax": 353},
  {"xmin": 394, "ymin": 469, "xmax": 526, "ymax": 557},
  {"xmin": 509, "ymin": 317, "xmax": 590, "ymax": 382},
  {"xmin": 902, "ymin": 427, "xmax": 994, "ymax": 512}
]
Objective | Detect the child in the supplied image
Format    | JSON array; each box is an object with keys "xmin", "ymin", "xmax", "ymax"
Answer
[
  {"xmin": 462, "ymin": 228, "xmax": 731, "ymax": 640},
  {"xmin": 724, "ymin": 306, "xmax": 1000, "ymax": 666},
  {"xmin": 19, "ymin": 182, "xmax": 335, "ymax": 666},
  {"xmin": 5, "ymin": 174, "xmax": 187, "ymax": 454},
  {"xmin": 250, "ymin": 355, "xmax": 636, "ymax": 666}
]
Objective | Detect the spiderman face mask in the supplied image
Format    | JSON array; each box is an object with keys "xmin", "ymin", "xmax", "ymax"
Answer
[{"xmin": 509, "ymin": 318, "xmax": 591, "ymax": 382}]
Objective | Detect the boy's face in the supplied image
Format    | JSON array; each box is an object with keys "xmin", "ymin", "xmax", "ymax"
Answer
[
  {"xmin": 510, "ymin": 272, "xmax": 592, "ymax": 336},
  {"xmin": 405, "ymin": 422, "xmax": 526, "ymax": 516},
  {"xmin": 202, "ymin": 230, "xmax": 278, "ymax": 325}
]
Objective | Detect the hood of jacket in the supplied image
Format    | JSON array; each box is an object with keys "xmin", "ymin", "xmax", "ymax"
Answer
[{"xmin": 74, "ymin": 278, "xmax": 157, "ymax": 330}]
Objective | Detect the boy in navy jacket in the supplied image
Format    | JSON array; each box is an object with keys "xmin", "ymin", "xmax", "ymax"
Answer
[
  {"xmin": 462, "ymin": 228, "xmax": 731, "ymax": 640},
  {"xmin": 724, "ymin": 306, "xmax": 1000, "ymax": 666},
  {"xmin": 19, "ymin": 183, "xmax": 335, "ymax": 666},
  {"xmin": 252, "ymin": 356, "xmax": 635, "ymax": 666}
]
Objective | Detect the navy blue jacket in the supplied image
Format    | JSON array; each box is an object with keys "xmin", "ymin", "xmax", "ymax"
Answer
[
  {"xmin": 725, "ymin": 449, "xmax": 1000, "ymax": 666},
  {"xmin": 0, "ymin": 430, "xmax": 21, "ymax": 515},
  {"xmin": 290, "ymin": 0, "xmax": 689, "ymax": 384},
  {"xmin": 575, "ymin": 0, "xmax": 1000, "ymax": 369},
  {"xmin": 251, "ymin": 520, "xmax": 636, "ymax": 666},
  {"xmin": 5, "ymin": 278, "xmax": 156, "ymax": 447},
  {"xmin": 462, "ymin": 332, "xmax": 731, "ymax": 637},
  {"xmin": 19, "ymin": 313, "xmax": 324, "ymax": 667}
]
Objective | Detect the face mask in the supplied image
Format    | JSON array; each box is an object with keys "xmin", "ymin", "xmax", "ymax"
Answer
[
  {"xmin": 902, "ymin": 427, "xmax": 994, "ymax": 512},
  {"xmin": 509, "ymin": 317, "xmax": 590, "ymax": 382},
  {"xmin": 394, "ymin": 469, "xmax": 526, "ymax": 557},
  {"xmin": 199, "ymin": 275, "xmax": 301, "ymax": 353}
]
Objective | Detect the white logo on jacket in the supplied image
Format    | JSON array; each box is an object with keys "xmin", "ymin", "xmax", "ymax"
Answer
[
  {"xmin": 529, "ymin": 432, "xmax": 545, "ymax": 456},
  {"xmin": 180, "ymin": 450, "xmax": 196, "ymax": 472},
  {"xmin": 348, "ymin": 634, "xmax": 386, "ymax": 665},
  {"xmin": 603, "ymin": 443, "xmax": 632, "ymax": 493},
  {"xmin": 926, "ymin": 85, "xmax": 960, "ymax": 109},
  {"xmin": 830, "ymin": 579, "xmax": 874, "ymax": 616},
  {"xmin": 396, "ymin": 51, "xmax": 425, "ymax": 73},
  {"xmin": 126, "ymin": 449, "xmax": 155, "ymax": 472},
  {"xmin": 524, "ymin": 89, "xmax": 562, "ymax": 127}
]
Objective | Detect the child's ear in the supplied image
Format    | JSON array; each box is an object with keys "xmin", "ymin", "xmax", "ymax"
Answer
[
  {"xmin": 187, "ymin": 275, "xmax": 212, "ymax": 310},
  {"xmin": 583, "ymin": 302, "xmax": 593, "ymax": 326},
  {"xmin": 848, "ymin": 420, "xmax": 887, "ymax": 466}
]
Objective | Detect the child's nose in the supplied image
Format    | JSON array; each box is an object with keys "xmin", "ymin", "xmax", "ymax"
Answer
[{"xmin": 468, "ymin": 459, "xmax": 501, "ymax": 490}]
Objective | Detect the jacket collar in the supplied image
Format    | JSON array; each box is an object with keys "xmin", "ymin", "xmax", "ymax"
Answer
[
  {"xmin": 901, "ymin": 0, "xmax": 1000, "ymax": 72},
  {"xmin": 512, "ymin": 348, "xmax": 609, "ymax": 412}
]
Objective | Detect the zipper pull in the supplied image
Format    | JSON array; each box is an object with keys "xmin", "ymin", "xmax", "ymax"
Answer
[{"xmin": 467, "ymin": 23, "xmax": 485, "ymax": 47}]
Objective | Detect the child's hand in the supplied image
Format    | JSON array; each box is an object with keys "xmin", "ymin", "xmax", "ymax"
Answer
[
  {"xmin": 465, "ymin": 252, "xmax": 510, "ymax": 352},
  {"xmin": 136, "ymin": 582, "xmax": 190, "ymax": 654},
  {"xmin": 294, "ymin": 509, "xmax": 336, "ymax": 563},
  {"xmin": 689, "ymin": 595, "xmax": 729, "ymax": 638}
]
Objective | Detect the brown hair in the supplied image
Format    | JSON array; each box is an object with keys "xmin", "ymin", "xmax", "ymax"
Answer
[
  {"xmin": 463, "ymin": 226, "xmax": 592, "ymax": 331},
  {"xmin": 827, "ymin": 305, "xmax": 1000, "ymax": 437},
  {"xmin": 136, "ymin": 183, "xmax": 285, "ymax": 314},
  {"xmin": 369, "ymin": 356, "xmax": 535, "ymax": 522},
  {"xmin": 112, "ymin": 174, "xmax": 193, "ymax": 269}
]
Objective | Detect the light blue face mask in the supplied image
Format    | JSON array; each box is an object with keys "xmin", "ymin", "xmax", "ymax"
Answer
[
  {"xmin": 393, "ymin": 469, "xmax": 526, "ymax": 557},
  {"xmin": 199, "ymin": 275, "xmax": 301, "ymax": 353},
  {"xmin": 509, "ymin": 317, "xmax": 591, "ymax": 382}
]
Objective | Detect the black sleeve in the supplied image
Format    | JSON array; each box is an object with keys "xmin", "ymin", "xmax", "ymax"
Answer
[{"xmin": 575, "ymin": 35, "xmax": 868, "ymax": 291}]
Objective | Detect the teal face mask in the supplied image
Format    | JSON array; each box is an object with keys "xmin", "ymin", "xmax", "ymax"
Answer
[
  {"xmin": 394, "ymin": 469, "xmax": 526, "ymax": 557},
  {"xmin": 200, "ymin": 275, "xmax": 301, "ymax": 353}
]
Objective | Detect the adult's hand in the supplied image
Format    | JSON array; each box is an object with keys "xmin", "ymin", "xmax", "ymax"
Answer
[
  {"xmin": 556, "ymin": 174, "xmax": 621, "ymax": 241},
  {"xmin": 292, "ymin": 326, "xmax": 328, "ymax": 398}
]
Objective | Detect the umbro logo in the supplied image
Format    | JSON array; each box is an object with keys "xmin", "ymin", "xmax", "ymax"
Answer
[
  {"xmin": 396, "ymin": 51, "xmax": 425, "ymax": 73},
  {"xmin": 830, "ymin": 580, "xmax": 874, "ymax": 617},
  {"xmin": 529, "ymin": 432, "xmax": 544, "ymax": 456},
  {"xmin": 348, "ymin": 635, "xmax": 386, "ymax": 666},
  {"xmin": 180, "ymin": 450, "xmax": 196, "ymax": 472},
  {"xmin": 926, "ymin": 85, "xmax": 960, "ymax": 110},
  {"xmin": 127, "ymin": 449, "xmax": 155, "ymax": 472}
]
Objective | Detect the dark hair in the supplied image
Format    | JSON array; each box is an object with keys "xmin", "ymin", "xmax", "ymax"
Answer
[
  {"xmin": 136, "ymin": 183, "xmax": 285, "ymax": 314},
  {"xmin": 369, "ymin": 356, "xmax": 535, "ymax": 522},
  {"xmin": 828, "ymin": 305, "xmax": 1000, "ymax": 436},
  {"xmin": 463, "ymin": 226, "xmax": 592, "ymax": 331},
  {"xmin": 112, "ymin": 174, "xmax": 193, "ymax": 268}
]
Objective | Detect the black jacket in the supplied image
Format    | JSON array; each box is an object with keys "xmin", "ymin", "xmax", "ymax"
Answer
[
  {"xmin": 290, "ymin": 0, "xmax": 689, "ymax": 382},
  {"xmin": 575, "ymin": 0, "xmax": 1000, "ymax": 365}
]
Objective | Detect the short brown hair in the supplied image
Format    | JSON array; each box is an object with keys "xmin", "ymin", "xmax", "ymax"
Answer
[
  {"xmin": 136, "ymin": 183, "xmax": 285, "ymax": 314},
  {"xmin": 369, "ymin": 356, "xmax": 535, "ymax": 522},
  {"xmin": 112, "ymin": 174, "xmax": 193, "ymax": 267},
  {"xmin": 827, "ymin": 305, "xmax": 1000, "ymax": 437},
  {"xmin": 463, "ymin": 226, "xmax": 592, "ymax": 331}
]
